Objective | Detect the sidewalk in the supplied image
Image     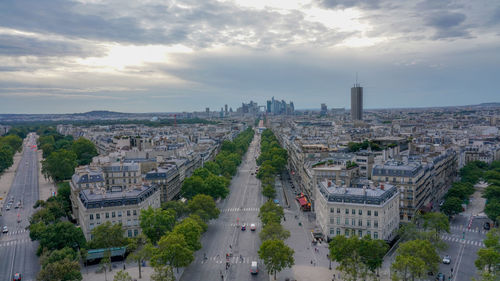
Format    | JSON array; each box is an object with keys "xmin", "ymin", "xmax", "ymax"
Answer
[
  {"xmin": 37, "ymin": 150, "xmax": 55, "ymax": 201},
  {"xmin": 0, "ymin": 150, "xmax": 22, "ymax": 211},
  {"xmin": 82, "ymin": 260, "xmax": 185, "ymax": 281}
]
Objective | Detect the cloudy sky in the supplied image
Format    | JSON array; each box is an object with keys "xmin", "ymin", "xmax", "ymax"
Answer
[{"xmin": 1, "ymin": 0, "xmax": 499, "ymax": 113}]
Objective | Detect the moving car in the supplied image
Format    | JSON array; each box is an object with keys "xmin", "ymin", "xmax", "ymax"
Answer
[
  {"xmin": 442, "ymin": 255, "xmax": 451, "ymax": 264},
  {"xmin": 241, "ymin": 224, "xmax": 246, "ymax": 231},
  {"xmin": 6, "ymin": 204, "xmax": 11, "ymax": 211},
  {"xmin": 484, "ymin": 222, "xmax": 491, "ymax": 230},
  {"xmin": 2, "ymin": 226, "xmax": 8, "ymax": 233},
  {"xmin": 13, "ymin": 273, "xmax": 22, "ymax": 281},
  {"xmin": 250, "ymin": 224, "xmax": 256, "ymax": 231},
  {"xmin": 437, "ymin": 273, "xmax": 445, "ymax": 281},
  {"xmin": 250, "ymin": 261, "xmax": 258, "ymax": 274}
]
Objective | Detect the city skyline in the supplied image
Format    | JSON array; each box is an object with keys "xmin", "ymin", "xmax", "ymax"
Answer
[{"xmin": 0, "ymin": 0, "xmax": 499, "ymax": 114}]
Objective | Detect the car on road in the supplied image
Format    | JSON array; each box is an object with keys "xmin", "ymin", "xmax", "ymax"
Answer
[
  {"xmin": 437, "ymin": 273, "xmax": 445, "ymax": 281},
  {"xmin": 241, "ymin": 224, "xmax": 246, "ymax": 231},
  {"xmin": 442, "ymin": 255, "xmax": 451, "ymax": 264},
  {"xmin": 250, "ymin": 224, "xmax": 256, "ymax": 231},
  {"xmin": 13, "ymin": 273, "xmax": 22, "ymax": 281},
  {"xmin": 2, "ymin": 226, "xmax": 8, "ymax": 233},
  {"xmin": 6, "ymin": 204, "xmax": 11, "ymax": 211},
  {"xmin": 250, "ymin": 261, "xmax": 258, "ymax": 274},
  {"xmin": 484, "ymin": 222, "xmax": 491, "ymax": 230}
]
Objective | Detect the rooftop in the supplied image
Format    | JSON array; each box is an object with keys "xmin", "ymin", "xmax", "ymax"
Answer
[
  {"xmin": 79, "ymin": 185, "xmax": 158, "ymax": 209},
  {"xmin": 317, "ymin": 180, "xmax": 398, "ymax": 205}
]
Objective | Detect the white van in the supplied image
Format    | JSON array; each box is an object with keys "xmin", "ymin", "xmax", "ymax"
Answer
[{"xmin": 250, "ymin": 261, "xmax": 258, "ymax": 274}]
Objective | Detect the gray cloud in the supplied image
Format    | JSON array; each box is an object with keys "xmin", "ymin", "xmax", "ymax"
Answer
[{"xmin": 319, "ymin": 0, "xmax": 381, "ymax": 10}]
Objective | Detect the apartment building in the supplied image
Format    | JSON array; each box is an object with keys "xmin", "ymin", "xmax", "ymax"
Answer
[
  {"xmin": 101, "ymin": 162, "xmax": 141, "ymax": 188},
  {"xmin": 145, "ymin": 164, "xmax": 181, "ymax": 202},
  {"xmin": 315, "ymin": 179, "xmax": 399, "ymax": 241},
  {"xmin": 372, "ymin": 160, "xmax": 432, "ymax": 222}
]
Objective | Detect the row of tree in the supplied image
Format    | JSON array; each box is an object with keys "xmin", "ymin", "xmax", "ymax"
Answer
[
  {"xmin": 440, "ymin": 161, "xmax": 486, "ymax": 217},
  {"xmin": 39, "ymin": 131, "xmax": 99, "ymax": 182},
  {"xmin": 391, "ymin": 212, "xmax": 450, "ymax": 280},
  {"xmin": 475, "ymin": 227, "xmax": 500, "ymax": 280},
  {"xmin": 347, "ymin": 140, "xmax": 383, "ymax": 152},
  {"xmin": 256, "ymin": 129, "xmax": 287, "ymax": 199},
  {"xmin": 181, "ymin": 127, "xmax": 254, "ymax": 199},
  {"xmin": 0, "ymin": 134, "xmax": 23, "ymax": 173},
  {"xmin": 482, "ymin": 161, "xmax": 500, "ymax": 223}
]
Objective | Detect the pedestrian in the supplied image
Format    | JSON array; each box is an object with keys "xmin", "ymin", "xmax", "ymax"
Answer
[
  {"xmin": 311, "ymin": 260, "xmax": 313, "ymax": 264},
  {"xmin": 123, "ymin": 263, "xmax": 126, "ymax": 270}
]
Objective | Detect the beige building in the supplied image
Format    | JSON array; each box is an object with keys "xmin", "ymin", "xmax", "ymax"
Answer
[{"xmin": 315, "ymin": 179, "xmax": 399, "ymax": 241}]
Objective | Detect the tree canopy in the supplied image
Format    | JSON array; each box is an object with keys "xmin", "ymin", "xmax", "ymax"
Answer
[{"xmin": 258, "ymin": 239, "xmax": 295, "ymax": 280}]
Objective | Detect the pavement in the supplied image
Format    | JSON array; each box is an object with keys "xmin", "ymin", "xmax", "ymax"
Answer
[
  {"xmin": 180, "ymin": 130, "xmax": 268, "ymax": 281},
  {"xmin": 0, "ymin": 150, "xmax": 22, "ymax": 211},
  {"xmin": 37, "ymin": 150, "xmax": 55, "ymax": 201},
  {"xmin": 0, "ymin": 133, "xmax": 41, "ymax": 281}
]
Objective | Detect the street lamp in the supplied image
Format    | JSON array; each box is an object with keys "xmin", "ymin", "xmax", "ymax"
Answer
[{"xmin": 327, "ymin": 254, "xmax": 331, "ymax": 270}]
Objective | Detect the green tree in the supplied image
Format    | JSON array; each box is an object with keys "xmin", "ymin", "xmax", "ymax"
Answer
[
  {"xmin": 37, "ymin": 258, "xmax": 82, "ymax": 281},
  {"xmin": 391, "ymin": 239, "xmax": 440, "ymax": 280},
  {"xmin": 205, "ymin": 174, "xmax": 230, "ymax": 199},
  {"xmin": 181, "ymin": 176, "xmax": 207, "ymax": 199},
  {"xmin": 127, "ymin": 234, "xmax": 154, "ymax": 279},
  {"xmin": 162, "ymin": 200, "xmax": 189, "ymax": 219},
  {"xmin": 422, "ymin": 212, "xmax": 450, "ymax": 240},
  {"xmin": 0, "ymin": 144, "xmax": 14, "ymax": 172},
  {"xmin": 41, "ymin": 149, "xmax": 78, "ymax": 182},
  {"xmin": 40, "ymin": 247, "xmax": 78, "ymax": 268},
  {"xmin": 151, "ymin": 265, "xmax": 176, "ymax": 281},
  {"xmin": 113, "ymin": 270, "xmax": 133, "ymax": 281},
  {"xmin": 173, "ymin": 217, "xmax": 203, "ymax": 251},
  {"xmin": 204, "ymin": 161, "xmax": 221, "ymax": 176},
  {"xmin": 262, "ymin": 184, "xmax": 276, "ymax": 199},
  {"xmin": 0, "ymin": 134, "xmax": 23, "ymax": 151},
  {"xmin": 259, "ymin": 222, "xmax": 290, "ymax": 241},
  {"xmin": 259, "ymin": 200, "xmax": 284, "ymax": 222},
  {"xmin": 475, "ymin": 248, "xmax": 500, "ymax": 274},
  {"xmin": 258, "ymin": 239, "xmax": 295, "ymax": 280},
  {"xmin": 100, "ymin": 249, "xmax": 112, "ymax": 281},
  {"xmin": 88, "ymin": 221, "xmax": 128, "ymax": 249},
  {"xmin": 72, "ymin": 137, "xmax": 98, "ymax": 165},
  {"xmin": 260, "ymin": 211, "xmax": 281, "ymax": 225},
  {"xmin": 441, "ymin": 197, "xmax": 463, "ymax": 217},
  {"xmin": 187, "ymin": 194, "xmax": 220, "ymax": 222},
  {"xmin": 391, "ymin": 254, "xmax": 426, "ymax": 281},
  {"xmin": 485, "ymin": 199, "xmax": 500, "ymax": 223},
  {"xmin": 30, "ymin": 221, "xmax": 86, "ymax": 254},
  {"xmin": 139, "ymin": 207, "xmax": 176, "ymax": 244},
  {"xmin": 152, "ymin": 232, "xmax": 194, "ymax": 273}
]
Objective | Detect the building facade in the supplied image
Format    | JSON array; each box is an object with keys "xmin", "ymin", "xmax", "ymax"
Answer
[{"xmin": 351, "ymin": 84, "xmax": 363, "ymax": 121}]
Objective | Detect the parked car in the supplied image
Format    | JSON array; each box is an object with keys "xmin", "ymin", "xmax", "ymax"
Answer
[
  {"xmin": 2, "ymin": 226, "xmax": 8, "ymax": 233},
  {"xmin": 250, "ymin": 224, "xmax": 256, "ymax": 231},
  {"xmin": 13, "ymin": 273, "xmax": 22, "ymax": 281},
  {"xmin": 442, "ymin": 255, "xmax": 451, "ymax": 264},
  {"xmin": 484, "ymin": 222, "xmax": 491, "ymax": 230}
]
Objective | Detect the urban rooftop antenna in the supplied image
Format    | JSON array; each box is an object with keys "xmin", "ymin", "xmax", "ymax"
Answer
[{"xmin": 355, "ymin": 72, "xmax": 359, "ymax": 87}]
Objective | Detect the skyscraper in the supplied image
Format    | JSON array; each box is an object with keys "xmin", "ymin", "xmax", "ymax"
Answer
[{"xmin": 351, "ymin": 83, "xmax": 363, "ymax": 121}]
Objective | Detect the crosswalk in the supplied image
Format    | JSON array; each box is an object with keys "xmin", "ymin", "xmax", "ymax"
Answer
[
  {"xmin": 441, "ymin": 234, "xmax": 485, "ymax": 247},
  {"xmin": 207, "ymin": 221, "xmax": 261, "ymax": 227},
  {"xmin": 450, "ymin": 226, "xmax": 488, "ymax": 234},
  {"xmin": 200, "ymin": 255, "xmax": 257, "ymax": 264},
  {"xmin": 221, "ymin": 207, "xmax": 259, "ymax": 213},
  {"xmin": 1, "ymin": 229, "xmax": 29, "ymax": 236},
  {"xmin": 0, "ymin": 238, "xmax": 32, "ymax": 247}
]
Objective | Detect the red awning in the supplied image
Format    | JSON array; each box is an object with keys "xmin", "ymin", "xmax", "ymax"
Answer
[{"xmin": 298, "ymin": 197, "xmax": 308, "ymax": 206}]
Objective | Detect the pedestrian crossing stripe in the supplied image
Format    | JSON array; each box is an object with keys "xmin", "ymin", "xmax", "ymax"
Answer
[
  {"xmin": 440, "ymin": 235, "xmax": 485, "ymax": 247},
  {"xmin": 221, "ymin": 208, "xmax": 259, "ymax": 213},
  {"xmin": 201, "ymin": 256, "xmax": 256, "ymax": 264},
  {"xmin": 0, "ymin": 238, "xmax": 32, "ymax": 247},
  {"xmin": 207, "ymin": 222, "xmax": 261, "ymax": 227},
  {"xmin": 450, "ymin": 226, "xmax": 488, "ymax": 234},
  {"xmin": 3, "ymin": 229, "xmax": 28, "ymax": 236}
]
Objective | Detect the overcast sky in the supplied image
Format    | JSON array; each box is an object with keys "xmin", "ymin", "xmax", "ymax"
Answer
[{"xmin": 1, "ymin": 0, "xmax": 499, "ymax": 113}]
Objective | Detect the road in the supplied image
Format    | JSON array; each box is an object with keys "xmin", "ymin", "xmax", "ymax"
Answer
[
  {"xmin": 180, "ymin": 130, "xmax": 268, "ymax": 281},
  {"xmin": 0, "ymin": 133, "xmax": 40, "ymax": 281}
]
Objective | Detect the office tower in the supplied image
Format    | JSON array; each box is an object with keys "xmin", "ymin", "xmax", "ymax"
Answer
[
  {"xmin": 320, "ymin": 103, "xmax": 327, "ymax": 116},
  {"xmin": 206, "ymin": 107, "xmax": 210, "ymax": 113},
  {"xmin": 225, "ymin": 104, "xmax": 228, "ymax": 114},
  {"xmin": 351, "ymin": 83, "xmax": 363, "ymax": 121}
]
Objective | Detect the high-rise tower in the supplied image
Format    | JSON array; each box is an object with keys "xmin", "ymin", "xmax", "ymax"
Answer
[{"xmin": 350, "ymin": 83, "xmax": 363, "ymax": 121}]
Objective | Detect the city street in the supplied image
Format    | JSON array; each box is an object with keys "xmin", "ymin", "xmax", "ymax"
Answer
[
  {"xmin": 0, "ymin": 133, "xmax": 40, "ymax": 281},
  {"xmin": 180, "ymin": 131, "xmax": 268, "ymax": 281}
]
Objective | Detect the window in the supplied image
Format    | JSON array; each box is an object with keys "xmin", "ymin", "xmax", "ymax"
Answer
[
  {"xmin": 90, "ymin": 223, "xmax": 94, "ymax": 230},
  {"xmin": 96, "ymin": 214, "xmax": 100, "ymax": 220},
  {"xmin": 336, "ymin": 229, "xmax": 341, "ymax": 235},
  {"xmin": 330, "ymin": 218, "xmax": 335, "ymax": 225},
  {"xmin": 337, "ymin": 208, "xmax": 340, "ymax": 214},
  {"xmin": 358, "ymin": 209, "xmax": 362, "ymax": 215},
  {"xmin": 358, "ymin": 230, "xmax": 363, "ymax": 237},
  {"xmin": 374, "ymin": 211, "xmax": 378, "ymax": 217},
  {"xmin": 367, "ymin": 230, "xmax": 371, "ymax": 237},
  {"xmin": 374, "ymin": 232, "xmax": 378, "ymax": 239},
  {"xmin": 345, "ymin": 218, "xmax": 349, "ymax": 225},
  {"xmin": 90, "ymin": 214, "xmax": 94, "ymax": 220},
  {"xmin": 345, "ymin": 229, "xmax": 349, "ymax": 236},
  {"xmin": 127, "ymin": 210, "xmax": 131, "ymax": 216},
  {"xmin": 374, "ymin": 220, "xmax": 378, "ymax": 228},
  {"xmin": 367, "ymin": 220, "xmax": 371, "ymax": 227},
  {"xmin": 358, "ymin": 219, "xmax": 362, "ymax": 227},
  {"xmin": 118, "ymin": 211, "xmax": 122, "ymax": 217},
  {"xmin": 336, "ymin": 217, "xmax": 340, "ymax": 225},
  {"xmin": 128, "ymin": 230, "xmax": 132, "ymax": 237},
  {"xmin": 367, "ymin": 210, "xmax": 371, "ymax": 216},
  {"xmin": 352, "ymin": 209, "xmax": 355, "ymax": 215},
  {"xmin": 112, "ymin": 212, "xmax": 116, "ymax": 218},
  {"xmin": 352, "ymin": 218, "xmax": 355, "ymax": 226},
  {"xmin": 345, "ymin": 209, "xmax": 349, "ymax": 214},
  {"xmin": 330, "ymin": 208, "xmax": 334, "ymax": 213},
  {"xmin": 133, "ymin": 210, "xmax": 137, "ymax": 216},
  {"xmin": 105, "ymin": 212, "xmax": 109, "ymax": 219},
  {"xmin": 330, "ymin": 228, "xmax": 335, "ymax": 235},
  {"xmin": 134, "ymin": 229, "xmax": 139, "ymax": 236}
]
